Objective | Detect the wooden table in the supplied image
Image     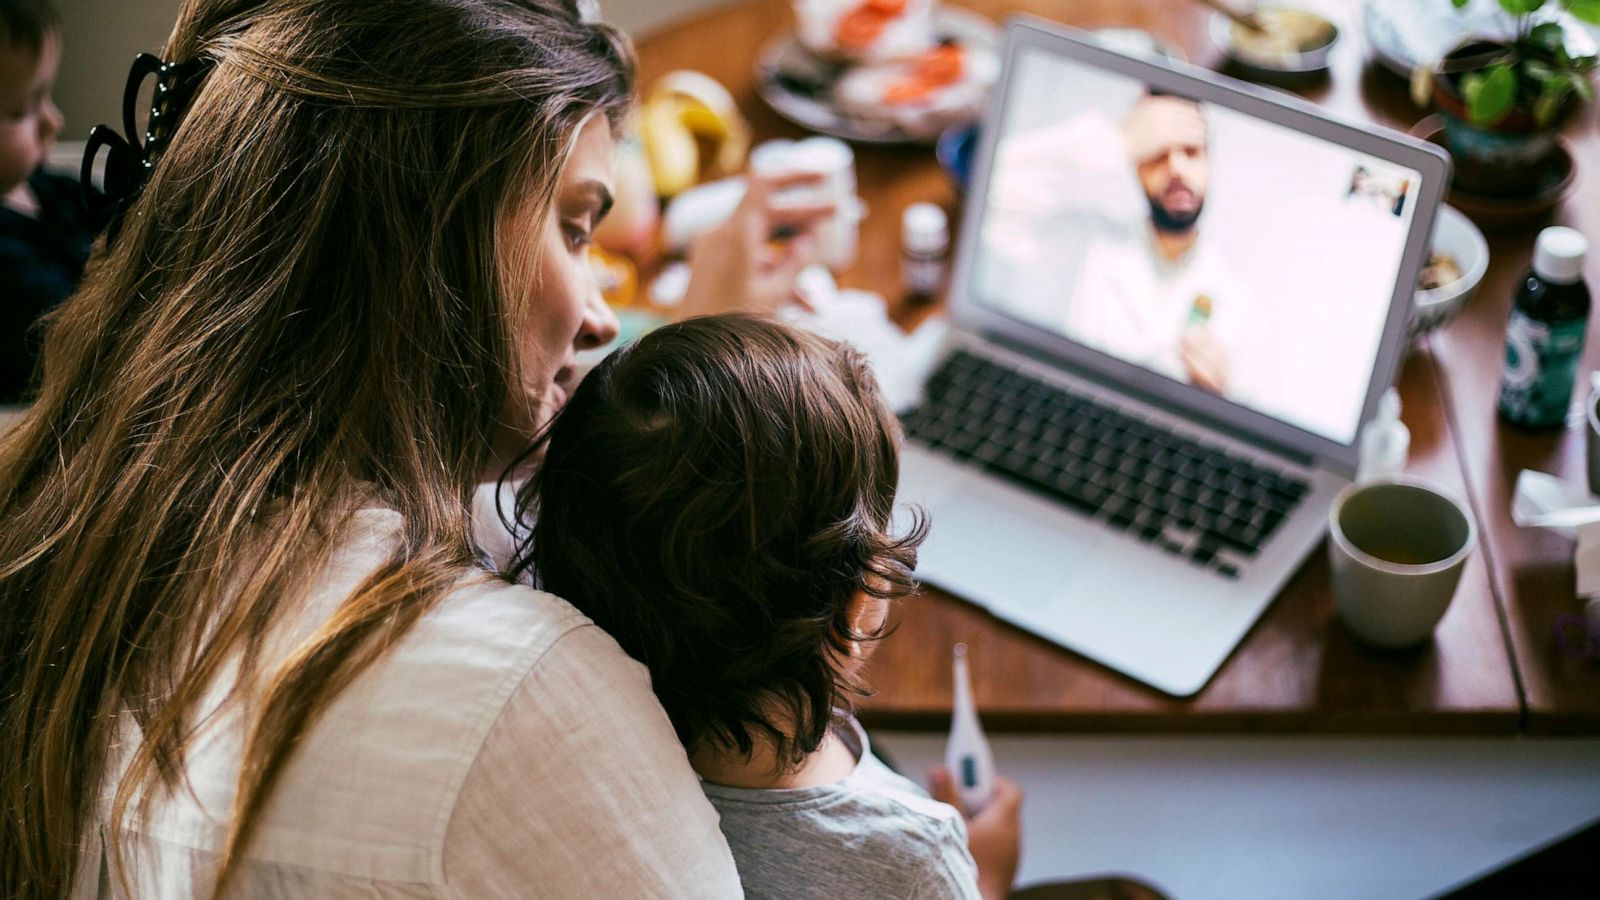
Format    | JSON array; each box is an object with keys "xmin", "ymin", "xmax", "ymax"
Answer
[{"xmin": 635, "ymin": 0, "xmax": 1597, "ymax": 734}]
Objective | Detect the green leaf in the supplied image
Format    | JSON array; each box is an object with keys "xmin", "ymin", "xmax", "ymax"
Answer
[
  {"xmin": 1529, "ymin": 21, "xmax": 1566, "ymax": 52},
  {"xmin": 1461, "ymin": 71, "xmax": 1486, "ymax": 110},
  {"xmin": 1534, "ymin": 81, "xmax": 1570, "ymax": 124},
  {"xmin": 1499, "ymin": 0, "xmax": 1545, "ymax": 13},
  {"xmin": 1466, "ymin": 64, "xmax": 1519, "ymax": 124},
  {"xmin": 1523, "ymin": 59, "xmax": 1559, "ymax": 81},
  {"xmin": 1574, "ymin": 72, "xmax": 1597, "ymax": 100},
  {"xmin": 1452, "ymin": 0, "xmax": 1471, "ymax": 8},
  {"xmin": 1560, "ymin": 0, "xmax": 1600, "ymax": 25}
]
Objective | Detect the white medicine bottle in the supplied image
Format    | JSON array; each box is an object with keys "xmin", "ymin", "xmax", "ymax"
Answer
[
  {"xmin": 902, "ymin": 202, "xmax": 949, "ymax": 302},
  {"xmin": 1356, "ymin": 388, "xmax": 1409, "ymax": 483}
]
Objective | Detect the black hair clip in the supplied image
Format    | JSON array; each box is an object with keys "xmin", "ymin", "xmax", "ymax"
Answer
[{"xmin": 81, "ymin": 52, "xmax": 214, "ymax": 239}]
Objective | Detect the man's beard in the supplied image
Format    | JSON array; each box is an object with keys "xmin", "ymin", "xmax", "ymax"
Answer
[{"xmin": 1147, "ymin": 193, "xmax": 1204, "ymax": 235}]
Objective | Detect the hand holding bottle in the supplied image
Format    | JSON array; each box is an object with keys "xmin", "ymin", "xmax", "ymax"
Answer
[
  {"xmin": 1180, "ymin": 327, "xmax": 1230, "ymax": 394},
  {"xmin": 680, "ymin": 169, "xmax": 835, "ymax": 318}
]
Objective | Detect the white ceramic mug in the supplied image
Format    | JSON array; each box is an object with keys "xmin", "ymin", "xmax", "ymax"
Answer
[{"xmin": 1327, "ymin": 476, "xmax": 1475, "ymax": 649}]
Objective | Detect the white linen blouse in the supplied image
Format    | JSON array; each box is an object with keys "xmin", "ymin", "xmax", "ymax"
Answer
[{"xmin": 73, "ymin": 500, "xmax": 743, "ymax": 898}]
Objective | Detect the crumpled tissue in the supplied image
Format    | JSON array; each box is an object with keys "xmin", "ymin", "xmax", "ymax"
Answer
[
  {"xmin": 1512, "ymin": 470, "xmax": 1600, "ymax": 625},
  {"xmin": 785, "ymin": 265, "xmax": 949, "ymax": 413},
  {"xmin": 588, "ymin": 266, "xmax": 949, "ymax": 410}
]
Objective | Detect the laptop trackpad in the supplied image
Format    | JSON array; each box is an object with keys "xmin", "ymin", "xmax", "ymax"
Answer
[{"xmin": 915, "ymin": 481, "xmax": 1109, "ymax": 619}]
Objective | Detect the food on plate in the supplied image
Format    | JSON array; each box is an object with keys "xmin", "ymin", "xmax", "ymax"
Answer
[
  {"xmin": 834, "ymin": 39, "xmax": 997, "ymax": 138},
  {"xmin": 795, "ymin": 0, "xmax": 935, "ymax": 63},
  {"xmin": 1419, "ymin": 251, "xmax": 1464, "ymax": 292},
  {"xmin": 1229, "ymin": 7, "xmax": 1336, "ymax": 66}
]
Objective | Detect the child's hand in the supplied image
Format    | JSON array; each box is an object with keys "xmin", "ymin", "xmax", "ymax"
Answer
[
  {"xmin": 680, "ymin": 170, "xmax": 834, "ymax": 319},
  {"xmin": 929, "ymin": 764, "xmax": 1022, "ymax": 900}
]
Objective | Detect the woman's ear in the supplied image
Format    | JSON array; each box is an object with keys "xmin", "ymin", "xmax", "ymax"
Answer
[{"xmin": 843, "ymin": 590, "xmax": 890, "ymax": 661}]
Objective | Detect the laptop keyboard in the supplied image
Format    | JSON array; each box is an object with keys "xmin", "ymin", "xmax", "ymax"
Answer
[{"xmin": 899, "ymin": 349, "xmax": 1310, "ymax": 579}]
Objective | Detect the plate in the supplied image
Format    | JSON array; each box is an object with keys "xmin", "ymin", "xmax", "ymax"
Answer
[
  {"xmin": 755, "ymin": 6, "xmax": 1000, "ymax": 145},
  {"xmin": 1364, "ymin": 0, "xmax": 1599, "ymax": 77}
]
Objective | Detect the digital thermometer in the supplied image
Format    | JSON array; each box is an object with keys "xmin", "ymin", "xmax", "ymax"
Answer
[{"xmin": 944, "ymin": 642, "xmax": 996, "ymax": 814}]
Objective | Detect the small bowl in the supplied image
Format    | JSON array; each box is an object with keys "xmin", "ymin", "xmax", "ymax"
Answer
[
  {"xmin": 1411, "ymin": 204, "xmax": 1489, "ymax": 339},
  {"xmin": 1210, "ymin": 7, "xmax": 1338, "ymax": 77}
]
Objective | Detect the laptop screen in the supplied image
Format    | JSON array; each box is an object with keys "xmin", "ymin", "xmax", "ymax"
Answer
[{"xmin": 968, "ymin": 45, "xmax": 1423, "ymax": 446}]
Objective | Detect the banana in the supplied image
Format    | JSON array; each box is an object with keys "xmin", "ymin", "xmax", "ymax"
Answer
[
  {"xmin": 639, "ymin": 70, "xmax": 751, "ymax": 198},
  {"xmin": 641, "ymin": 96, "xmax": 700, "ymax": 198}
]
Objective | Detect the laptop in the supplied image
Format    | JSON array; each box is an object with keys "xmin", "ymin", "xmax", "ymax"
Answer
[{"xmin": 895, "ymin": 17, "xmax": 1450, "ymax": 697}]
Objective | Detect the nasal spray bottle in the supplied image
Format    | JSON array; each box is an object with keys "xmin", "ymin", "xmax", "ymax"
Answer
[
  {"xmin": 945, "ymin": 643, "xmax": 996, "ymax": 814},
  {"xmin": 1356, "ymin": 388, "xmax": 1409, "ymax": 484}
]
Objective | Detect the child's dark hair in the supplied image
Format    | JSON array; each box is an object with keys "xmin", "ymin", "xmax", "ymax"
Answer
[
  {"xmin": 0, "ymin": 0, "xmax": 57, "ymax": 52},
  {"xmin": 519, "ymin": 314, "xmax": 927, "ymax": 767}
]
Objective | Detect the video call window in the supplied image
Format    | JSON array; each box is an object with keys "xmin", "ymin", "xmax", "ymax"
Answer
[{"xmin": 973, "ymin": 48, "xmax": 1421, "ymax": 446}]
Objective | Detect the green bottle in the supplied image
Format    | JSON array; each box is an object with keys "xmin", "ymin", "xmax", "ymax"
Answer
[{"xmin": 1500, "ymin": 227, "xmax": 1590, "ymax": 429}]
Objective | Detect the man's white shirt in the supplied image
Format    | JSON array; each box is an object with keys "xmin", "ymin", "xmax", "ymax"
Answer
[{"xmin": 977, "ymin": 112, "xmax": 1276, "ymax": 406}]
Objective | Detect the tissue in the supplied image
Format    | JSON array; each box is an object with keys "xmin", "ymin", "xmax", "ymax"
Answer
[{"xmin": 1512, "ymin": 470, "xmax": 1600, "ymax": 601}]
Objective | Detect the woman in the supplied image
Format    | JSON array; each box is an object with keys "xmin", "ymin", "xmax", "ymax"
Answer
[{"xmin": 0, "ymin": 0, "xmax": 825, "ymax": 896}]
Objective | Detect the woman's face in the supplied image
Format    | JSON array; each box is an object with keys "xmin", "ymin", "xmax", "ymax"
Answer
[{"xmin": 506, "ymin": 115, "xmax": 621, "ymax": 441}]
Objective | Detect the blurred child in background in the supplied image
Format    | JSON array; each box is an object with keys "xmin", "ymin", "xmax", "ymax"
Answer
[{"xmin": 2, "ymin": 0, "xmax": 101, "ymax": 402}]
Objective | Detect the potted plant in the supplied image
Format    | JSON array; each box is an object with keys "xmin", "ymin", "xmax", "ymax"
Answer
[{"xmin": 1423, "ymin": 0, "xmax": 1599, "ymax": 197}]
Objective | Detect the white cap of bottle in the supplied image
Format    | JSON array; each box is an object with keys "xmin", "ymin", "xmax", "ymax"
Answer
[
  {"xmin": 1533, "ymin": 226, "xmax": 1588, "ymax": 285},
  {"xmin": 748, "ymin": 138, "xmax": 796, "ymax": 176},
  {"xmin": 903, "ymin": 202, "xmax": 949, "ymax": 255},
  {"xmin": 1356, "ymin": 387, "xmax": 1409, "ymax": 484}
]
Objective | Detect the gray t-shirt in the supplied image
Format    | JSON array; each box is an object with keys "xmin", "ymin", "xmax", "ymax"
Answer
[{"xmin": 701, "ymin": 717, "xmax": 981, "ymax": 900}]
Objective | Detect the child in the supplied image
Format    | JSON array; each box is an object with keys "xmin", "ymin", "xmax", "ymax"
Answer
[
  {"xmin": 523, "ymin": 314, "xmax": 1022, "ymax": 899},
  {"xmin": 1, "ymin": 0, "xmax": 101, "ymax": 402}
]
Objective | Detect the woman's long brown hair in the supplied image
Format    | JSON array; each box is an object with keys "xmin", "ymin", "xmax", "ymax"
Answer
[{"xmin": 0, "ymin": 2, "xmax": 631, "ymax": 897}]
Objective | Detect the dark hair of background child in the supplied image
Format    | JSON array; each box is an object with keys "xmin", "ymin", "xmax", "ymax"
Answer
[
  {"xmin": 517, "ymin": 314, "xmax": 928, "ymax": 769},
  {"xmin": 0, "ymin": 0, "xmax": 56, "ymax": 51}
]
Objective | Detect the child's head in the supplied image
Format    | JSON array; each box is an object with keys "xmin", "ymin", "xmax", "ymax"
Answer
[
  {"xmin": 0, "ymin": 0, "xmax": 61, "ymax": 194},
  {"xmin": 526, "ymin": 314, "xmax": 927, "ymax": 767}
]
